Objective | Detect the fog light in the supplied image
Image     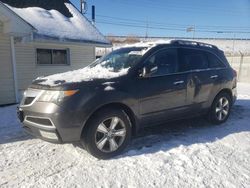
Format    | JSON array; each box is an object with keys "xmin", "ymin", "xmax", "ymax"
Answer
[{"xmin": 39, "ymin": 130, "xmax": 58, "ymax": 140}]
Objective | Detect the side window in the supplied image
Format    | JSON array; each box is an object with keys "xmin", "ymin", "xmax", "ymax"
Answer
[
  {"xmin": 206, "ymin": 52, "xmax": 225, "ymax": 68},
  {"xmin": 145, "ymin": 48, "xmax": 178, "ymax": 76},
  {"xmin": 179, "ymin": 48, "xmax": 208, "ymax": 72}
]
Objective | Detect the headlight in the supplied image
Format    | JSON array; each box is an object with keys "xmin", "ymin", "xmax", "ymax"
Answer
[{"xmin": 37, "ymin": 90, "xmax": 78, "ymax": 104}]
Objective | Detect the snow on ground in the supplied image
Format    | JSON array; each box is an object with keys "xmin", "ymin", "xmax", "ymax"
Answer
[{"xmin": 0, "ymin": 83, "xmax": 250, "ymax": 188}]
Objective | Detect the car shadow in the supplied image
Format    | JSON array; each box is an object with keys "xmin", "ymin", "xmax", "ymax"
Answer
[{"xmin": 116, "ymin": 99, "xmax": 250, "ymax": 158}]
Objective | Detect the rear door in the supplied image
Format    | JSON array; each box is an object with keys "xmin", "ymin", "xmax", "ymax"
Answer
[{"xmin": 179, "ymin": 48, "xmax": 218, "ymax": 111}]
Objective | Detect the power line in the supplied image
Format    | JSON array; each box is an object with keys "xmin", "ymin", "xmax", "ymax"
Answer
[
  {"xmin": 88, "ymin": 13, "xmax": 250, "ymax": 31},
  {"xmin": 111, "ymin": 0, "xmax": 248, "ymax": 16},
  {"xmin": 96, "ymin": 20, "xmax": 250, "ymax": 34}
]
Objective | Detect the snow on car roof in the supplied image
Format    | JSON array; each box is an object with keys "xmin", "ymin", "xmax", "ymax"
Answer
[
  {"xmin": 121, "ymin": 40, "xmax": 172, "ymax": 48},
  {"xmin": 3, "ymin": 1, "xmax": 110, "ymax": 45}
]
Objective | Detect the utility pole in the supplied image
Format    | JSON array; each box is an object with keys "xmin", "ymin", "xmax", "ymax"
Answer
[
  {"xmin": 231, "ymin": 33, "xmax": 236, "ymax": 64},
  {"xmin": 92, "ymin": 5, "xmax": 95, "ymax": 25},
  {"xmin": 145, "ymin": 18, "xmax": 149, "ymax": 40}
]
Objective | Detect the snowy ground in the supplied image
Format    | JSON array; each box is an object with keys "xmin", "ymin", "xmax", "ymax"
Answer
[{"xmin": 0, "ymin": 83, "xmax": 250, "ymax": 188}]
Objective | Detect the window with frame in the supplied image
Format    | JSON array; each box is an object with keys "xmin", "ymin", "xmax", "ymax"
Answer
[
  {"xmin": 145, "ymin": 48, "xmax": 179, "ymax": 76},
  {"xmin": 37, "ymin": 49, "xmax": 69, "ymax": 65},
  {"xmin": 179, "ymin": 48, "xmax": 208, "ymax": 72},
  {"xmin": 206, "ymin": 52, "xmax": 225, "ymax": 68}
]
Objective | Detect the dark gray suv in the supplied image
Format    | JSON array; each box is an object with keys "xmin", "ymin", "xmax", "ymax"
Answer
[{"xmin": 17, "ymin": 40, "xmax": 237, "ymax": 159}]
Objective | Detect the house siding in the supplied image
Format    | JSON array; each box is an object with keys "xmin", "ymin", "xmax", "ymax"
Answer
[
  {"xmin": 0, "ymin": 33, "xmax": 16, "ymax": 105},
  {"xmin": 15, "ymin": 42, "xmax": 95, "ymax": 96},
  {"xmin": 0, "ymin": 22, "xmax": 3, "ymax": 32}
]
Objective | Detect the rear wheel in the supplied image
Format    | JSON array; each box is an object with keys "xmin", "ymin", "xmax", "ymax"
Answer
[
  {"xmin": 82, "ymin": 108, "xmax": 132, "ymax": 159},
  {"xmin": 208, "ymin": 92, "xmax": 232, "ymax": 124}
]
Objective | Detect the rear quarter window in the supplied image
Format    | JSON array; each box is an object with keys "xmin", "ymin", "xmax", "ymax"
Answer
[{"xmin": 206, "ymin": 52, "xmax": 226, "ymax": 68}]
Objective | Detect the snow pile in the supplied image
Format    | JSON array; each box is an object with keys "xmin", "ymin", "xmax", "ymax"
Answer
[
  {"xmin": 35, "ymin": 64, "xmax": 129, "ymax": 86},
  {"xmin": 5, "ymin": 3, "xmax": 109, "ymax": 44},
  {"xmin": 0, "ymin": 83, "xmax": 250, "ymax": 187}
]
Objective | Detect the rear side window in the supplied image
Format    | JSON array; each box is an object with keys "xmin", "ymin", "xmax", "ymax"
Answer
[
  {"xmin": 206, "ymin": 52, "xmax": 225, "ymax": 68},
  {"xmin": 179, "ymin": 48, "xmax": 208, "ymax": 72}
]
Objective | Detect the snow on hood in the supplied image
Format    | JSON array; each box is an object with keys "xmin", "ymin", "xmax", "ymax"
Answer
[
  {"xmin": 35, "ymin": 65, "xmax": 129, "ymax": 86},
  {"xmin": 5, "ymin": 3, "xmax": 109, "ymax": 44}
]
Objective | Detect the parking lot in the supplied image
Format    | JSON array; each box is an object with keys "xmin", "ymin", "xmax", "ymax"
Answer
[{"xmin": 0, "ymin": 83, "xmax": 250, "ymax": 188}]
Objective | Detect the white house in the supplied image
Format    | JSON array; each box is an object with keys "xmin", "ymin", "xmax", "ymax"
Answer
[{"xmin": 0, "ymin": 0, "xmax": 110, "ymax": 105}]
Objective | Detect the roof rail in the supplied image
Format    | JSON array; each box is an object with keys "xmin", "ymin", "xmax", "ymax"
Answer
[{"xmin": 170, "ymin": 40, "xmax": 218, "ymax": 50}]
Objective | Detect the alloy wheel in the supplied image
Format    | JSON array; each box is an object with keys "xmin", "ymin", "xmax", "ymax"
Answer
[
  {"xmin": 215, "ymin": 97, "xmax": 230, "ymax": 121},
  {"xmin": 95, "ymin": 117, "xmax": 126, "ymax": 153}
]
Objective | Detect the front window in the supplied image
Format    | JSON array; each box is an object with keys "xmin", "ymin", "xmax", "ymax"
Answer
[{"xmin": 90, "ymin": 47, "xmax": 147, "ymax": 72}]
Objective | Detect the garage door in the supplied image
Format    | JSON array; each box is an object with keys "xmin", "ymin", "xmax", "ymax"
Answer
[{"xmin": 0, "ymin": 33, "xmax": 16, "ymax": 105}]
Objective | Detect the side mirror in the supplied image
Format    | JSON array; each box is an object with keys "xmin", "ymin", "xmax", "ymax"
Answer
[{"xmin": 139, "ymin": 65, "xmax": 158, "ymax": 78}]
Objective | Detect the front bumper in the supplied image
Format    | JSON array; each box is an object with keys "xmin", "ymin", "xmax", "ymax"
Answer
[
  {"xmin": 17, "ymin": 101, "xmax": 84, "ymax": 143},
  {"xmin": 232, "ymin": 87, "xmax": 237, "ymax": 104}
]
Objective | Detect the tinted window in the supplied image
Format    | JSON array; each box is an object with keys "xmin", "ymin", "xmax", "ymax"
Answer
[
  {"xmin": 53, "ymin": 50, "xmax": 68, "ymax": 64},
  {"xmin": 179, "ymin": 48, "xmax": 208, "ymax": 71},
  {"xmin": 206, "ymin": 52, "xmax": 225, "ymax": 68},
  {"xmin": 145, "ymin": 48, "xmax": 178, "ymax": 76},
  {"xmin": 37, "ymin": 49, "xmax": 52, "ymax": 65}
]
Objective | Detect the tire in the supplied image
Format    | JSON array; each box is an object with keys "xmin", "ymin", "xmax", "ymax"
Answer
[
  {"xmin": 81, "ymin": 108, "xmax": 132, "ymax": 159},
  {"xmin": 207, "ymin": 92, "xmax": 232, "ymax": 125}
]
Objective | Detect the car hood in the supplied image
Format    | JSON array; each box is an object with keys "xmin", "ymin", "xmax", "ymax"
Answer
[{"xmin": 31, "ymin": 65, "xmax": 129, "ymax": 89}]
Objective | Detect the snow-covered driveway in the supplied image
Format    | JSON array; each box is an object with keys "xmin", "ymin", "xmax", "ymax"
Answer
[{"xmin": 0, "ymin": 83, "xmax": 250, "ymax": 188}]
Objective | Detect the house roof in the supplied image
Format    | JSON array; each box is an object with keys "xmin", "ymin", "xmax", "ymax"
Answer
[{"xmin": 1, "ymin": 0, "xmax": 110, "ymax": 46}]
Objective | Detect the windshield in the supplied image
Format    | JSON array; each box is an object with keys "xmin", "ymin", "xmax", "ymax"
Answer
[{"xmin": 90, "ymin": 47, "xmax": 148, "ymax": 72}]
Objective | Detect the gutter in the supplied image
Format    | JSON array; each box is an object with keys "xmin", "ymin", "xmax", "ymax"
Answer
[{"xmin": 10, "ymin": 36, "xmax": 19, "ymax": 103}]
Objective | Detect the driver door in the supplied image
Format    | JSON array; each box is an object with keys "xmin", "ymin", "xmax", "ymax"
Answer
[{"xmin": 135, "ymin": 48, "xmax": 188, "ymax": 126}]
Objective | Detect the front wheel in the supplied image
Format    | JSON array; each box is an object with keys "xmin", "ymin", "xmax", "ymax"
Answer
[
  {"xmin": 208, "ymin": 92, "xmax": 232, "ymax": 124},
  {"xmin": 82, "ymin": 108, "xmax": 132, "ymax": 159}
]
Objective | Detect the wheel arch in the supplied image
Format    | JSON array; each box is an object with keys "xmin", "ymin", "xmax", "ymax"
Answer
[
  {"xmin": 81, "ymin": 102, "xmax": 138, "ymax": 139},
  {"xmin": 214, "ymin": 88, "xmax": 233, "ymax": 102}
]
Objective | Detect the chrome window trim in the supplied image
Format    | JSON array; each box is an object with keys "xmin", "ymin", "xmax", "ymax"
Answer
[{"xmin": 142, "ymin": 67, "xmax": 228, "ymax": 79}]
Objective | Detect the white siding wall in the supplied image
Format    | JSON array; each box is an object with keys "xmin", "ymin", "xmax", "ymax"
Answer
[
  {"xmin": 15, "ymin": 42, "xmax": 95, "ymax": 95},
  {"xmin": 0, "ymin": 32, "xmax": 15, "ymax": 105},
  {"xmin": 0, "ymin": 22, "xmax": 3, "ymax": 32}
]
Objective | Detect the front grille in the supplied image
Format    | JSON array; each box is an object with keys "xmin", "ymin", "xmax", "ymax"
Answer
[{"xmin": 26, "ymin": 117, "xmax": 53, "ymax": 127}]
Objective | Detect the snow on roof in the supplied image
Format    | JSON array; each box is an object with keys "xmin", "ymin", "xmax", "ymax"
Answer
[
  {"xmin": 35, "ymin": 64, "xmax": 129, "ymax": 86},
  {"xmin": 120, "ymin": 40, "xmax": 172, "ymax": 48},
  {"xmin": 3, "ymin": 1, "xmax": 110, "ymax": 45}
]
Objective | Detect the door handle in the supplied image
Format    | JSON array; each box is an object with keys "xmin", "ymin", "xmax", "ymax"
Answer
[
  {"xmin": 173, "ymin": 80, "xmax": 184, "ymax": 85},
  {"xmin": 210, "ymin": 75, "xmax": 218, "ymax": 79}
]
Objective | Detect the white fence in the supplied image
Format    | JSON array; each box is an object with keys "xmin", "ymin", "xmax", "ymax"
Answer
[{"xmin": 227, "ymin": 55, "xmax": 250, "ymax": 83}]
